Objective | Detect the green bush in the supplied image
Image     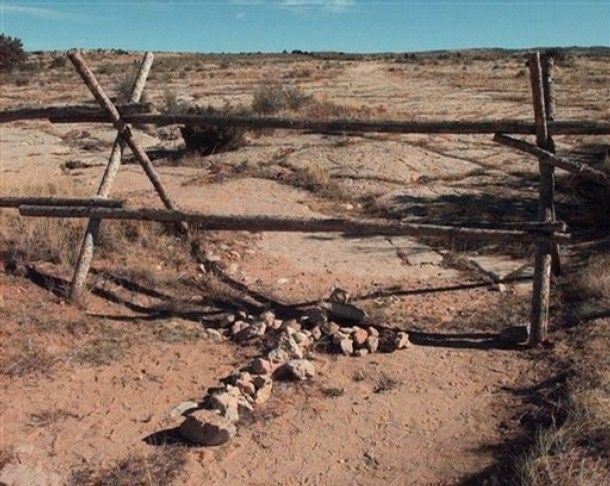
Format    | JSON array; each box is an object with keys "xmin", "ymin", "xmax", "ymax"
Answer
[{"xmin": 0, "ymin": 34, "xmax": 27, "ymax": 73}]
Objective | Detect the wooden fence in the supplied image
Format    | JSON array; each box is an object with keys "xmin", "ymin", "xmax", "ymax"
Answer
[{"xmin": 2, "ymin": 50, "xmax": 606, "ymax": 346}]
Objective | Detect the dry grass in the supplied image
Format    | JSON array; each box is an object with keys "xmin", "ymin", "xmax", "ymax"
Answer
[
  {"xmin": 513, "ymin": 255, "xmax": 610, "ymax": 485},
  {"xmin": 2, "ymin": 339, "xmax": 57, "ymax": 377},
  {"xmin": 288, "ymin": 162, "xmax": 346, "ymax": 200},
  {"xmin": 70, "ymin": 446, "xmax": 188, "ymax": 486},
  {"xmin": 300, "ymin": 97, "xmax": 384, "ymax": 120},
  {"xmin": 28, "ymin": 409, "xmax": 79, "ymax": 428},
  {"xmin": 570, "ymin": 253, "xmax": 610, "ymax": 299},
  {"xmin": 0, "ymin": 182, "xmax": 188, "ymax": 275},
  {"xmin": 0, "ymin": 448, "xmax": 15, "ymax": 470},
  {"xmin": 0, "ymin": 183, "xmax": 84, "ymax": 267},
  {"xmin": 373, "ymin": 372, "xmax": 402, "ymax": 393},
  {"xmin": 515, "ymin": 344, "xmax": 610, "ymax": 485},
  {"xmin": 321, "ymin": 386, "xmax": 345, "ymax": 398},
  {"xmin": 252, "ymin": 82, "xmax": 311, "ymax": 114},
  {"xmin": 152, "ymin": 319, "xmax": 205, "ymax": 343}
]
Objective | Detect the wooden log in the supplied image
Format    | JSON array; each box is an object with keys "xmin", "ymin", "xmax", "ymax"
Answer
[
  {"xmin": 47, "ymin": 113, "xmax": 610, "ymax": 135},
  {"xmin": 490, "ymin": 220, "xmax": 567, "ymax": 232},
  {"xmin": 0, "ymin": 103, "xmax": 152, "ymax": 123},
  {"xmin": 69, "ymin": 52, "xmax": 154, "ymax": 302},
  {"xmin": 67, "ymin": 51, "xmax": 184, "ymax": 226},
  {"xmin": 17, "ymin": 206, "xmax": 572, "ymax": 244},
  {"xmin": 542, "ymin": 56, "xmax": 556, "ymax": 122},
  {"xmin": 528, "ymin": 52, "xmax": 554, "ymax": 346},
  {"xmin": 542, "ymin": 56, "xmax": 561, "ymax": 276},
  {"xmin": 494, "ymin": 134, "xmax": 609, "ymax": 187},
  {"xmin": 0, "ymin": 196, "xmax": 124, "ymax": 208}
]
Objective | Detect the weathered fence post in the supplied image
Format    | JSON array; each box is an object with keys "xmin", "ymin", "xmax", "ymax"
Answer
[
  {"xmin": 528, "ymin": 52, "xmax": 555, "ymax": 345},
  {"xmin": 69, "ymin": 52, "xmax": 153, "ymax": 302},
  {"xmin": 541, "ymin": 55, "xmax": 561, "ymax": 276}
]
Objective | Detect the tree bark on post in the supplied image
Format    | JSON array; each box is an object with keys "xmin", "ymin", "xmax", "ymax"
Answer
[
  {"xmin": 528, "ymin": 52, "xmax": 555, "ymax": 346},
  {"xmin": 69, "ymin": 52, "xmax": 154, "ymax": 302},
  {"xmin": 542, "ymin": 55, "xmax": 561, "ymax": 276}
]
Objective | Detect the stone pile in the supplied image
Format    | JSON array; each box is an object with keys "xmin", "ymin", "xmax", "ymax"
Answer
[{"xmin": 175, "ymin": 306, "xmax": 411, "ymax": 446}]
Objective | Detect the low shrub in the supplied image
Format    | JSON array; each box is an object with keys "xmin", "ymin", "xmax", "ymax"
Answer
[
  {"xmin": 251, "ymin": 82, "xmax": 311, "ymax": 114},
  {"xmin": 180, "ymin": 104, "xmax": 249, "ymax": 155},
  {"xmin": 0, "ymin": 34, "xmax": 26, "ymax": 73},
  {"xmin": 114, "ymin": 66, "xmax": 150, "ymax": 104}
]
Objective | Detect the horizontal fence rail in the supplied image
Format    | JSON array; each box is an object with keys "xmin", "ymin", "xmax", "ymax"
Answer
[
  {"xmin": 18, "ymin": 205, "xmax": 572, "ymax": 244},
  {"xmin": 0, "ymin": 197, "xmax": 124, "ymax": 208},
  {"xmin": 46, "ymin": 113, "xmax": 610, "ymax": 135},
  {"xmin": 494, "ymin": 134, "xmax": 610, "ymax": 187},
  {"xmin": 0, "ymin": 103, "xmax": 152, "ymax": 123}
]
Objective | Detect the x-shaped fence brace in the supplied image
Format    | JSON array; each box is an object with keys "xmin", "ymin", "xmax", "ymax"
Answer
[{"xmin": 66, "ymin": 51, "xmax": 188, "ymax": 301}]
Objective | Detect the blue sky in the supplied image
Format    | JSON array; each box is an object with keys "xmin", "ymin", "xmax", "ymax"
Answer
[{"xmin": 1, "ymin": 1, "xmax": 609, "ymax": 53}]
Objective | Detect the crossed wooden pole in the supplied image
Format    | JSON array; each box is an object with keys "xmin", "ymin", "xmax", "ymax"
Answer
[
  {"xmin": 527, "ymin": 52, "xmax": 557, "ymax": 345},
  {"xmin": 68, "ymin": 50, "xmax": 186, "ymax": 302}
]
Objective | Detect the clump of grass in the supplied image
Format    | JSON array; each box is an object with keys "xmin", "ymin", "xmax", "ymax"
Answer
[
  {"xmin": 571, "ymin": 253, "xmax": 610, "ymax": 299},
  {"xmin": 0, "ymin": 183, "xmax": 87, "ymax": 268},
  {"xmin": 373, "ymin": 372, "xmax": 401, "ymax": 393},
  {"xmin": 507, "ymin": 253, "xmax": 610, "ymax": 485},
  {"xmin": 321, "ymin": 386, "xmax": 345, "ymax": 398},
  {"xmin": 70, "ymin": 446, "xmax": 187, "ymax": 486},
  {"xmin": 251, "ymin": 82, "xmax": 311, "ymax": 114},
  {"xmin": 153, "ymin": 320, "xmax": 205, "ymax": 343},
  {"xmin": 352, "ymin": 369, "xmax": 367, "ymax": 382},
  {"xmin": 2, "ymin": 339, "xmax": 57, "ymax": 377},
  {"xmin": 72, "ymin": 336, "xmax": 126, "ymax": 367},
  {"xmin": 0, "ymin": 183, "xmax": 183, "ymax": 271},
  {"xmin": 301, "ymin": 98, "xmax": 380, "ymax": 120},
  {"xmin": 96, "ymin": 220, "xmax": 173, "ymax": 256},
  {"xmin": 288, "ymin": 162, "xmax": 347, "ymax": 200},
  {"xmin": 114, "ymin": 67, "xmax": 149, "ymax": 104},
  {"xmin": 162, "ymin": 87, "xmax": 187, "ymax": 114},
  {"xmin": 0, "ymin": 448, "xmax": 15, "ymax": 470},
  {"xmin": 515, "ymin": 370, "xmax": 610, "ymax": 485},
  {"xmin": 28, "ymin": 409, "xmax": 79, "ymax": 428},
  {"xmin": 0, "ymin": 211, "xmax": 84, "ymax": 268}
]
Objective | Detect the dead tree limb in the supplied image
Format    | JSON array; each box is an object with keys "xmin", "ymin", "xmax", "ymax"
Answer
[{"xmin": 69, "ymin": 52, "xmax": 154, "ymax": 302}]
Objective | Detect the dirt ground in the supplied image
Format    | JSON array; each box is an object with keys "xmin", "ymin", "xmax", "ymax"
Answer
[{"xmin": 1, "ymin": 50, "xmax": 608, "ymax": 484}]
